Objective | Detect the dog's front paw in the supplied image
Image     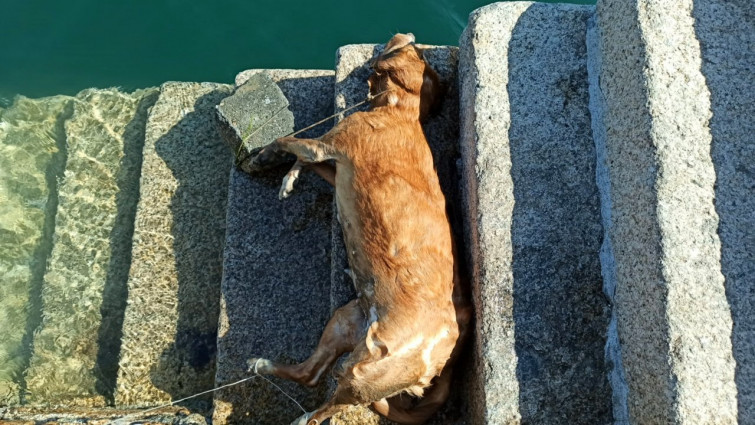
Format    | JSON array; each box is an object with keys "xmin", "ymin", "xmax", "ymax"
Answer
[
  {"xmin": 279, "ymin": 162, "xmax": 303, "ymax": 199},
  {"xmin": 244, "ymin": 142, "xmax": 295, "ymax": 173}
]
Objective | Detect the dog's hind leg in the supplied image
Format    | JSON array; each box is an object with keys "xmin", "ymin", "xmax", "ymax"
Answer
[
  {"xmin": 370, "ymin": 367, "xmax": 454, "ymax": 425},
  {"xmin": 249, "ymin": 299, "xmax": 365, "ymax": 387}
]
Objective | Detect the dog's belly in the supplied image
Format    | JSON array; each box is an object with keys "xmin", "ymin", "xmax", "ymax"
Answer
[{"xmin": 333, "ymin": 160, "xmax": 454, "ymax": 309}]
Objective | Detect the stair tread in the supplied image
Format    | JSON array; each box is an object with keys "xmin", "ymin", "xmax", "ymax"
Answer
[
  {"xmin": 0, "ymin": 95, "xmax": 73, "ymax": 406},
  {"xmin": 24, "ymin": 88, "xmax": 157, "ymax": 406},
  {"xmin": 211, "ymin": 69, "xmax": 335, "ymax": 425},
  {"xmin": 114, "ymin": 82, "xmax": 232, "ymax": 409}
]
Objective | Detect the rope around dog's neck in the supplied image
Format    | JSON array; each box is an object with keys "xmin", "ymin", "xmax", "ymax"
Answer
[
  {"xmin": 234, "ymin": 89, "xmax": 390, "ymax": 167},
  {"xmin": 105, "ymin": 360, "xmax": 305, "ymax": 424}
]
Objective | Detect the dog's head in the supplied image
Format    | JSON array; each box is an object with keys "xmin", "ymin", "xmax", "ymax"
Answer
[{"xmin": 368, "ymin": 33, "xmax": 443, "ymax": 121}]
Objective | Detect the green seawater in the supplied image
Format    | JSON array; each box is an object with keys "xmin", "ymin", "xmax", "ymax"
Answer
[
  {"xmin": 0, "ymin": 0, "xmax": 593, "ymax": 102},
  {"xmin": 0, "ymin": 0, "xmax": 595, "ymax": 409}
]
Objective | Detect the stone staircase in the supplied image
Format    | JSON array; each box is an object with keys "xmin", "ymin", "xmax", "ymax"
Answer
[{"xmin": 1, "ymin": 0, "xmax": 753, "ymax": 424}]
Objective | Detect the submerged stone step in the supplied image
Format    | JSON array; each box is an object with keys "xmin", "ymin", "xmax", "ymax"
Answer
[
  {"xmin": 113, "ymin": 82, "xmax": 233, "ymax": 411},
  {"xmin": 211, "ymin": 69, "xmax": 335, "ymax": 425},
  {"xmin": 0, "ymin": 95, "xmax": 72, "ymax": 406},
  {"xmin": 23, "ymin": 88, "xmax": 158, "ymax": 407},
  {"xmin": 330, "ymin": 42, "xmax": 463, "ymax": 425},
  {"xmin": 459, "ymin": 3, "xmax": 610, "ymax": 424},
  {"xmin": 589, "ymin": 0, "xmax": 743, "ymax": 422}
]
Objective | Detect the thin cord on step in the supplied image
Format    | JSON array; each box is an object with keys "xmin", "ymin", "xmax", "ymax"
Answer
[
  {"xmin": 106, "ymin": 360, "xmax": 307, "ymax": 424},
  {"xmin": 253, "ymin": 358, "xmax": 307, "ymax": 414},
  {"xmin": 234, "ymin": 89, "xmax": 390, "ymax": 167}
]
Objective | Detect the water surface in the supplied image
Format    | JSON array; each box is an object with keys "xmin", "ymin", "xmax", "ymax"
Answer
[{"xmin": 0, "ymin": 0, "xmax": 593, "ymax": 101}]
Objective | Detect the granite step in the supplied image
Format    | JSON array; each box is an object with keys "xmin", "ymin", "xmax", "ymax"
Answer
[
  {"xmin": 22, "ymin": 88, "xmax": 158, "ymax": 407},
  {"xmin": 588, "ymin": 0, "xmax": 748, "ymax": 422},
  {"xmin": 211, "ymin": 69, "xmax": 335, "ymax": 425},
  {"xmin": 0, "ymin": 95, "xmax": 73, "ymax": 406},
  {"xmin": 330, "ymin": 42, "xmax": 463, "ymax": 425},
  {"xmin": 459, "ymin": 3, "xmax": 610, "ymax": 424},
  {"xmin": 114, "ymin": 82, "xmax": 233, "ymax": 412}
]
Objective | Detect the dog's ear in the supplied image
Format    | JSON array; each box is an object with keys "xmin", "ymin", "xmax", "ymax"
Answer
[{"xmin": 383, "ymin": 33, "xmax": 415, "ymax": 56}]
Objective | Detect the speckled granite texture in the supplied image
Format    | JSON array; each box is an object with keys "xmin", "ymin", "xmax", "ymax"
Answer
[
  {"xmin": 115, "ymin": 82, "xmax": 233, "ymax": 411},
  {"xmin": 331, "ymin": 43, "xmax": 465, "ymax": 425},
  {"xmin": 212, "ymin": 69, "xmax": 334, "ymax": 425},
  {"xmin": 24, "ymin": 88, "xmax": 157, "ymax": 407},
  {"xmin": 459, "ymin": 3, "xmax": 610, "ymax": 424},
  {"xmin": 591, "ymin": 0, "xmax": 739, "ymax": 423},
  {"xmin": 692, "ymin": 1, "xmax": 755, "ymax": 422}
]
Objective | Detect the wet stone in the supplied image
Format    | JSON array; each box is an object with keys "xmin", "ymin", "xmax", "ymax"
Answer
[
  {"xmin": 23, "ymin": 88, "xmax": 157, "ymax": 407},
  {"xmin": 0, "ymin": 95, "xmax": 73, "ymax": 405}
]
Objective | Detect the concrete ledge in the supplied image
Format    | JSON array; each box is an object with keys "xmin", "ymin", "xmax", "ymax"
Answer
[
  {"xmin": 212, "ymin": 69, "xmax": 334, "ymax": 424},
  {"xmin": 592, "ymin": 0, "xmax": 738, "ymax": 422},
  {"xmin": 115, "ymin": 82, "xmax": 233, "ymax": 409},
  {"xmin": 24, "ymin": 88, "xmax": 157, "ymax": 407},
  {"xmin": 460, "ymin": 3, "xmax": 610, "ymax": 423}
]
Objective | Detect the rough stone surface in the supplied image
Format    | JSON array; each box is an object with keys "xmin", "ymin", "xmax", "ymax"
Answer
[
  {"xmin": 331, "ymin": 43, "xmax": 465, "ymax": 425},
  {"xmin": 593, "ymin": 0, "xmax": 738, "ymax": 423},
  {"xmin": 0, "ymin": 405, "xmax": 202, "ymax": 424},
  {"xmin": 586, "ymin": 15, "xmax": 630, "ymax": 424},
  {"xmin": 459, "ymin": 3, "xmax": 610, "ymax": 424},
  {"xmin": 0, "ymin": 96, "xmax": 72, "ymax": 405},
  {"xmin": 24, "ymin": 88, "xmax": 157, "ymax": 407},
  {"xmin": 235, "ymin": 69, "xmax": 335, "ymax": 140},
  {"xmin": 212, "ymin": 70, "xmax": 334, "ymax": 425},
  {"xmin": 115, "ymin": 82, "xmax": 233, "ymax": 410},
  {"xmin": 692, "ymin": 1, "xmax": 755, "ymax": 422},
  {"xmin": 215, "ymin": 73, "xmax": 295, "ymax": 173}
]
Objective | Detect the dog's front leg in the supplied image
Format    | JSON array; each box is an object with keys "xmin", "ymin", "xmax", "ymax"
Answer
[{"xmin": 252, "ymin": 137, "xmax": 339, "ymax": 197}]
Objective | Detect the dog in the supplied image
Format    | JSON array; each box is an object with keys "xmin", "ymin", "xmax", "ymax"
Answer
[{"xmin": 248, "ymin": 33, "xmax": 471, "ymax": 425}]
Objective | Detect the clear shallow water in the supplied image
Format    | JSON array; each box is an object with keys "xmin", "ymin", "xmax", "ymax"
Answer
[{"xmin": 0, "ymin": 0, "xmax": 593, "ymax": 101}]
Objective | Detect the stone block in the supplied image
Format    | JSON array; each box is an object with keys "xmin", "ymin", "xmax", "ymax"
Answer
[
  {"xmin": 212, "ymin": 70, "xmax": 334, "ymax": 425},
  {"xmin": 459, "ymin": 3, "xmax": 610, "ymax": 424},
  {"xmin": 115, "ymin": 82, "xmax": 233, "ymax": 410},
  {"xmin": 692, "ymin": 1, "xmax": 755, "ymax": 421},
  {"xmin": 591, "ymin": 0, "xmax": 739, "ymax": 422},
  {"xmin": 23, "ymin": 88, "xmax": 157, "ymax": 407},
  {"xmin": 331, "ymin": 43, "xmax": 464, "ymax": 424},
  {"xmin": 215, "ymin": 73, "xmax": 295, "ymax": 174},
  {"xmin": 0, "ymin": 96, "xmax": 72, "ymax": 405}
]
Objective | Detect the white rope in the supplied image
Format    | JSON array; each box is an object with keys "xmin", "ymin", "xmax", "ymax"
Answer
[{"xmin": 106, "ymin": 359, "xmax": 307, "ymax": 424}]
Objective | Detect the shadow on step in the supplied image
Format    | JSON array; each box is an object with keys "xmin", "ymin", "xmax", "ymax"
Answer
[
  {"xmin": 93, "ymin": 91, "xmax": 159, "ymax": 405},
  {"xmin": 693, "ymin": 1, "xmax": 755, "ymax": 421},
  {"xmin": 507, "ymin": 4, "xmax": 612, "ymax": 424},
  {"xmin": 139, "ymin": 90, "xmax": 232, "ymax": 412}
]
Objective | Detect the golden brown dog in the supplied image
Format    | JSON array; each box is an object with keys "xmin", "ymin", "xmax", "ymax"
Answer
[{"xmin": 248, "ymin": 33, "xmax": 470, "ymax": 425}]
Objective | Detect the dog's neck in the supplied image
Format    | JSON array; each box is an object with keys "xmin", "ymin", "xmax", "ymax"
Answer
[{"xmin": 370, "ymin": 89, "xmax": 428, "ymax": 122}]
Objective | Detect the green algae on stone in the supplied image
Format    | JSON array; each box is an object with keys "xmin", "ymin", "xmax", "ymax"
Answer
[
  {"xmin": 23, "ymin": 87, "xmax": 158, "ymax": 407},
  {"xmin": 0, "ymin": 95, "xmax": 72, "ymax": 406}
]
